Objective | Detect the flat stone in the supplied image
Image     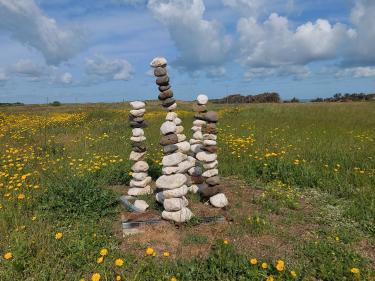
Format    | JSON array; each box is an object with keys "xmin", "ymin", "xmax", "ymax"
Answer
[
  {"xmin": 156, "ymin": 75, "xmax": 169, "ymax": 86},
  {"xmin": 128, "ymin": 115, "xmax": 144, "ymax": 122},
  {"xmin": 166, "ymin": 102, "xmax": 177, "ymax": 111},
  {"xmin": 202, "ymin": 169, "xmax": 218, "ymax": 178},
  {"xmin": 131, "ymin": 161, "xmax": 149, "ymax": 172},
  {"xmin": 173, "ymin": 117, "xmax": 182, "ymax": 125},
  {"xmin": 163, "ymin": 197, "xmax": 188, "ymax": 211},
  {"xmin": 162, "ymin": 166, "xmax": 179, "ymax": 175},
  {"xmin": 159, "ymin": 84, "xmax": 171, "ymax": 92},
  {"xmin": 162, "ymin": 207, "xmax": 193, "ymax": 223},
  {"xmin": 193, "ymin": 103, "xmax": 207, "ymax": 113},
  {"xmin": 189, "ymin": 139, "xmax": 202, "ymax": 145},
  {"xmin": 130, "ymin": 101, "xmax": 145, "ymax": 110},
  {"xmin": 199, "ymin": 184, "xmax": 222, "ymax": 198},
  {"xmin": 203, "ymin": 133, "xmax": 217, "ymax": 140},
  {"xmin": 162, "ymin": 98, "xmax": 176, "ymax": 107},
  {"xmin": 177, "ymin": 134, "xmax": 186, "ymax": 142},
  {"xmin": 155, "ymin": 185, "xmax": 188, "ymax": 202},
  {"xmin": 204, "ymin": 140, "xmax": 217, "ymax": 146},
  {"xmin": 163, "ymin": 144, "xmax": 179, "ymax": 154},
  {"xmin": 175, "ymin": 141, "xmax": 190, "ymax": 153},
  {"xmin": 130, "ymin": 108, "xmax": 146, "ymax": 117},
  {"xmin": 191, "ymin": 126, "xmax": 202, "ymax": 132},
  {"xmin": 132, "ymin": 172, "xmax": 148, "ymax": 181},
  {"xmin": 129, "ymin": 151, "xmax": 146, "ymax": 161},
  {"xmin": 132, "ymin": 128, "xmax": 144, "ymax": 137},
  {"xmin": 150, "ymin": 57, "xmax": 167, "ymax": 68},
  {"xmin": 203, "ymin": 160, "xmax": 218, "ymax": 169},
  {"xmin": 197, "ymin": 94, "xmax": 208, "ymax": 105},
  {"xmin": 177, "ymin": 160, "xmax": 195, "ymax": 173},
  {"xmin": 193, "ymin": 131, "xmax": 203, "ymax": 140},
  {"xmin": 190, "ymin": 143, "xmax": 203, "ymax": 153},
  {"xmin": 202, "ymin": 127, "xmax": 218, "ymax": 134},
  {"xmin": 160, "ymin": 121, "xmax": 177, "ymax": 135},
  {"xmin": 156, "ymin": 174, "xmax": 187, "ymax": 189},
  {"xmin": 132, "ymin": 146, "xmax": 147, "ymax": 153},
  {"xmin": 188, "ymin": 166, "xmax": 203, "ymax": 176},
  {"xmin": 130, "ymin": 176, "xmax": 152, "ymax": 188},
  {"xmin": 130, "ymin": 121, "xmax": 147, "ymax": 128},
  {"xmin": 160, "ymin": 134, "xmax": 178, "ymax": 145},
  {"xmin": 196, "ymin": 151, "xmax": 217, "ymax": 162},
  {"xmin": 175, "ymin": 126, "xmax": 184, "ymax": 134},
  {"xmin": 210, "ymin": 193, "xmax": 228, "ymax": 208},
  {"xmin": 131, "ymin": 136, "xmax": 146, "ymax": 142},
  {"xmin": 128, "ymin": 186, "xmax": 152, "ymax": 196},
  {"xmin": 187, "ymin": 156, "xmax": 197, "ymax": 163},
  {"xmin": 204, "ymin": 111, "xmax": 218, "ymax": 123},
  {"xmin": 154, "ymin": 67, "xmax": 167, "ymax": 77},
  {"xmin": 158, "ymin": 89, "xmax": 173, "ymax": 100},
  {"xmin": 202, "ymin": 145, "xmax": 218, "ymax": 153},
  {"xmin": 206, "ymin": 176, "xmax": 220, "ymax": 186},
  {"xmin": 166, "ymin": 112, "xmax": 177, "ymax": 121},
  {"xmin": 162, "ymin": 152, "xmax": 187, "ymax": 167},
  {"xmin": 193, "ymin": 120, "xmax": 207, "ymax": 126},
  {"xmin": 133, "ymin": 200, "xmax": 149, "ymax": 212}
]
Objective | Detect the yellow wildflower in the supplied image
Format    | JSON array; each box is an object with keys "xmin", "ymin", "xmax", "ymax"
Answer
[
  {"xmin": 249, "ymin": 258, "xmax": 257, "ymax": 265},
  {"xmin": 3, "ymin": 252, "xmax": 13, "ymax": 260},
  {"xmin": 261, "ymin": 262, "xmax": 268, "ymax": 269},
  {"xmin": 115, "ymin": 258, "xmax": 124, "ymax": 267},
  {"xmin": 266, "ymin": 276, "xmax": 274, "ymax": 281},
  {"xmin": 100, "ymin": 248, "xmax": 108, "ymax": 256},
  {"xmin": 146, "ymin": 247, "xmax": 154, "ymax": 256},
  {"xmin": 163, "ymin": 251, "xmax": 170, "ymax": 257},
  {"xmin": 116, "ymin": 275, "xmax": 122, "ymax": 281},
  {"xmin": 17, "ymin": 193, "xmax": 25, "ymax": 200},
  {"xmin": 96, "ymin": 256, "xmax": 104, "ymax": 264},
  {"xmin": 290, "ymin": 271, "xmax": 297, "ymax": 278},
  {"xmin": 91, "ymin": 273, "xmax": 101, "ymax": 281},
  {"xmin": 170, "ymin": 277, "xmax": 177, "ymax": 281},
  {"xmin": 351, "ymin": 268, "xmax": 360, "ymax": 274},
  {"xmin": 55, "ymin": 232, "xmax": 63, "ymax": 240},
  {"xmin": 223, "ymin": 239, "xmax": 229, "ymax": 245},
  {"xmin": 276, "ymin": 260, "xmax": 285, "ymax": 271}
]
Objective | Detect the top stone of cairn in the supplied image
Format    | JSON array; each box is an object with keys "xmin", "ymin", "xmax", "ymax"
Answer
[
  {"xmin": 197, "ymin": 94, "xmax": 208, "ymax": 105},
  {"xmin": 130, "ymin": 101, "xmax": 145, "ymax": 110},
  {"xmin": 150, "ymin": 57, "xmax": 168, "ymax": 68}
]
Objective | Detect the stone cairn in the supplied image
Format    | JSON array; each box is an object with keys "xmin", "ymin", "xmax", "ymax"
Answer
[
  {"xmin": 150, "ymin": 57, "xmax": 193, "ymax": 223},
  {"xmin": 196, "ymin": 97, "xmax": 229, "ymax": 208},
  {"xmin": 128, "ymin": 101, "xmax": 152, "ymax": 197}
]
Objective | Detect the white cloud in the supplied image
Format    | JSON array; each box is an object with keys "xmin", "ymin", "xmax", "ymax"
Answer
[
  {"xmin": 85, "ymin": 55, "xmax": 133, "ymax": 81},
  {"xmin": 0, "ymin": 0, "xmax": 85, "ymax": 65},
  {"xmin": 148, "ymin": 0, "xmax": 232, "ymax": 71},
  {"xmin": 222, "ymin": 0, "xmax": 295, "ymax": 17},
  {"xmin": 335, "ymin": 67, "xmax": 375, "ymax": 78},
  {"xmin": 206, "ymin": 66, "xmax": 226, "ymax": 78},
  {"xmin": 9, "ymin": 59, "xmax": 47, "ymax": 81},
  {"xmin": 244, "ymin": 65, "xmax": 310, "ymax": 80},
  {"xmin": 53, "ymin": 72, "xmax": 73, "ymax": 84}
]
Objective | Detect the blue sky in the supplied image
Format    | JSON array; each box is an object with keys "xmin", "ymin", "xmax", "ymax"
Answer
[{"xmin": 0, "ymin": 0, "xmax": 374, "ymax": 103}]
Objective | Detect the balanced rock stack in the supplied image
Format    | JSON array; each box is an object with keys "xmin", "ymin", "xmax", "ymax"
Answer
[
  {"xmin": 196, "ymin": 100, "xmax": 229, "ymax": 208},
  {"xmin": 150, "ymin": 57, "xmax": 193, "ymax": 223},
  {"xmin": 188, "ymin": 95, "xmax": 209, "ymax": 193},
  {"xmin": 128, "ymin": 101, "xmax": 152, "ymax": 197}
]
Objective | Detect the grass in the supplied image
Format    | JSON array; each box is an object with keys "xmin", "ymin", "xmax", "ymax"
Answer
[{"xmin": 0, "ymin": 102, "xmax": 374, "ymax": 280}]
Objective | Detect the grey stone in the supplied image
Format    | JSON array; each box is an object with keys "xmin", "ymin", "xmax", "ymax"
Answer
[
  {"xmin": 160, "ymin": 121, "xmax": 176, "ymax": 135},
  {"xmin": 131, "ymin": 161, "xmax": 149, "ymax": 172},
  {"xmin": 188, "ymin": 166, "xmax": 203, "ymax": 176},
  {"xmin": 159, "ymin": 89, "xmax": 173, "ymax": 100},
  {"xmin": 156, "ymin": 174, "xmax": 187, "ymax": 189},
  {"xmin": 130, "ymin": 108, "xmax": 146, "ymax": 117},
  {"xmin": 159, "ymin": 84, "xmax": 171, "ymax": 92},
  {"xmin": 162, "ymin": 97, "xmax": 176, "ymax": 107},
  {"xmin": 210, "ymin": 193, "xmax": 228, "ymax": 208},
  {"xmin": 190, "ymin": 143, "xmax": 203, "ymax": 153},
  {"xmin": 130, "ymin": 177, "xmax": 152, "ymax": 188},
  {"xmin": 154, "ymin": 67, "xmax": 167, "ymax": 77},
  {"xmin": 162, "ymin": 152, "xmax": 187, "ymax": 166},
  {"xmin": 162, "ymin": 207, "xmax": 193, "ymax": 223},
  {"xmin": 132, "ymin": 128, "xmax": 144, "ymax": 137},
  {"xmin": 128, "ymin": 186, "xmax": 152, "ymax": 196},
  {"xmin": 132, "ymin": 172, "xmax": 148, "ymax": 181},
  {"xmin": 204, "ymin": 111, "xmax": 218, "ymax": 123},
  {"xmin": 196, "ymin": 151, "xmax": 217, "ymax": 162},
  {"xmin": 206, "ymin": 176, "xmax": 220, "ymax": 186},
  {"xmin": 199, "ymin": 184, "xmax": 222, "ymax": 197},
  {"xmin": 177, "ymin": 160, "xmax": 195, "ymax": 173},
  {"xmin": 130, "ymin": 101, "xmax": 145, "ymax": 110},
  {"xmin": 166, "ymin": 102, "xmax": 177, "ymax": 111},
  {"xmin": 134, "ymin": 200, "xmax": 149, "ymax": 211},
  {"xmin": 129, "ymin": 151, "xmax": 146, "ymax": 161},
  {"xmin": 156, "ymin": 75, "xmax": 169, "ymax": 86},
  {"xmin": 163, "ymin": 197, "xmax": 188, "ymax": 211}
]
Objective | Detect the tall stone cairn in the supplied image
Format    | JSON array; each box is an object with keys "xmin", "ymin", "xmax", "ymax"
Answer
[
  {"xmin": 188, "ymin": 95, "xmax": 209, "ymax": 193},
  {"xmin": 128, "ymin": 101, "xmax": 152, "ymax": 196},
  {"xmin": 196, "ymin": 98, "xmax": 229, "ymax": 208},
  {"xmin": 150, "ymin": 57, "xmax": 193, "ymax": 223}
]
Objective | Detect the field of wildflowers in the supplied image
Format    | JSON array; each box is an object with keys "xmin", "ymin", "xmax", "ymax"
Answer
[{"xmin": 0, "ymin": 102, "xmax": 374, "ymax": 280}]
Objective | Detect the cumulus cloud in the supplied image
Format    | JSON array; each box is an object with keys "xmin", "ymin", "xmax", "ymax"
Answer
[
  {"xmin": 222, "ymin": 0, "xmax": 295, "ymax": 17},
  {"xmin": 244, "ymin": 65, "xmax": 310, "ymax": 80},
  {"xmin": 0, "ymin": 0, "xmax": 85, "ymax": 65},
  {"xmin": 85, "ymin": 55, "xmax": 133, "ymax": 81},
  {"xmin": 53, "ymin": 72, "xmax": 73, "ymax": 84},
  {"xmin": 9, "ymin": 59, "xmax": 47, "ymax": 81},
  {"xmin": 335, "ymin": 67, "xmax": 375, "ymax": 78},
  {"xmin": 148, "ymin": 0, "xmax": 232, "ymax": 71}
]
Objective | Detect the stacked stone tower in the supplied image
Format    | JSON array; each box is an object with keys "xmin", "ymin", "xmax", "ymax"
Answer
[
  {"xmin": 128, "ymin": 101, "xmax": 152, "ymax": 196},
  {"xmin": 150, "ymin": 57, "xmax": 193, "ymax": 223}
]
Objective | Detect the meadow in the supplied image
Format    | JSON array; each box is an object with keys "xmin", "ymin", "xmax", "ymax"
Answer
[{"xmin": 0, "ymin": 101, "xmax": 374, "ymax": 281}]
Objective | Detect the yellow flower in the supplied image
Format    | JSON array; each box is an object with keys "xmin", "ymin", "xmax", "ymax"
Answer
[
  {"xmin": 351, "ymin": 268, "xmax": 360, "ymax": 274},
  {"xmin": 55, "ymin": 232, "xmax": 63, "ymax": 240},
  {"xmin": 17, "ymin": 193, "xmax": 25, "ymax": 200},
  {"xmin": 116, "ymin": 275, "xmax": 122, "ymax": 281},
  {"xmin": 91, "ymin": 273, "xmax": 101, "ymax": 281},
  {"xmin": 261, "ymin": 262, "xmax": 268, "ymax": 269},
  {"xmin": 146, "ymin": 247, "xmax": 154, "ymax": 256},
  {"xmin": 266, "ymin": 276, "xmax": 274, "ymax": 281},
  {"xmin": 96, "ymin": 256, "xmax": 104, "ymax": 264},
  {"xmin": 31, "ymin": 216, "xmax": 37, "ymax": 221},
  {"xmin": 290, "ymin": 271, "xmax": 297, "ymax": 278},
  {"xmin": 249, "ymin": 258, "xmax": 257, "ymax": 265},
  {"xmin": 115, "ymin": 258, "xmax": 124, "ymax": 267},
  {"xmin": 163, "ymin": 251, "xmax": 170, "ymax": 257},
  {"xmin": 100, "ymin": 248, "xmax": 108, "ymax": 256},
  {"xmin": 276, "ymin": 260, "xmax": 285, "ymax": 272},
  {"xmin": 223, "ymin": 239, "xmax": 229, "ymax": 245},
  {"xmin": 3, "ymin": 252, "xmax": 13, "ymax": 260},
  {"xmin": 170, "ymin": 277, "xmax": 177, "ymax": 281},
  {"xmin": 79, "ymin": 278, "xmax": 85, "ymax": 281}
]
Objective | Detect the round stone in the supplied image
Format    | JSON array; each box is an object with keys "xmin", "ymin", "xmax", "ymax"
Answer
[
  {"xmin": 193, "ymin": 103, "xmax": 207, "ymax": 113},
  {"xmin": 175, "ymin": 126, "xmax": 184, "ymax": 134},
  {"xmin": 155, "ymin": 185, "xmax": 188, "ymax": 202},
  {"xmin": 163, "ymin": 197, "xmax": 188, "ymax": 211},
  {"xmin": 130, "ymin": 101, "xmax": 145, "ymax": 110},
  {"xmin": 203, "ymin": 160, "xmax": 218, "ymax": 169},
  {"xmin": 173, "ymin": 117, "xmax": 182, "ymax": 125},
  {"xmin": 176, "ymin": 134, "xmax": 186, "ymax": 142},
  {"xmin": 160, "ymin": 121, "xmax": 177, "ymax": 135},
  {"xmin": 160, "ymin": 134, "xmax": 178, "ymax": 145},
  {"xmin": 131, "ymin": 136, "xmax": 146, "ymax": 142},
  {"xmin": 130, "ymin": 177, "xmax": 152, "ymax": 188},
  {"xmin": 204, "ymin": 111, "xmax": 218, "ymax": 123},
  {"xmin": 199, "ymin": 184, "xmax": 223, "ymax": 197},
  {"xmin": 130, "ymin": 108, "xmax": 146, "ymax": 117},
  {"xmin": 202, "ymin": 169, "xmax": 218, "ymax": 178},
  {"xmin": 132, "ymin": 128, "xmax": 144, "ymax": 137},
  {"xmin": 156, "ymin": 174, "xmax": 187, "ymax": 189},
  {"xmin": 158, "ymin": 89, "xmax": 173, "ymax": 100},
  {"xmin": 166, "ymin": 112, "xmax": 177, "ymax": 121},
  {"xmin": 132, "ymin": 172, "xmax": 148, "ymax": 181},
  {"xmin": 196, "ymin": 151, "xmax": 217, "ymax": 162},
  {"xmin": 129, "ymin": 151, "xmax": 146, "ymax": 162},
  {"xmin": 162, "ymin": 98, "xmax": 176, "ymax": 107},
  {"xmin": 162, "ymin": 152, "xmax": 187, "ymax": 167},
  {"xmin": 154, "ymin": 67, "xmax": 167, "ymax": 77},
  {"xmin": 128, "ymin": 186, "xmax": 152, "ymax": 196},
  {"xmin": 131, "ymin": 161, "xmax": 149, "ymax": 172},
  {"xmin": 210, "ymin": 193, "xmax": 228, "ymax": 208},
  {"xmin": 190, "ymin": 143, "xmax": 203, "ymax": 153},
  {"xmin": 159, "ymin": 84, "xmax": 171, "ymax": 92},
  {"xmin": 175, "ymin": 141, "xmax": 190, "ymax": 153},
  {"xmin": 156, "ymin": 75, "xmax": 169, "ymax": 86},
  {"xmin": 193, "ymin": 131, "xmax": 203, "ymax": 140},
  {"xmin": 197, "ymin": 94, "xmax": 208, "ymax": 105},
  {"xmin": 193, "ymin": 120, "xmax": 207, "ymax": 126},
  {"xmin": 204, "ymin": 140, "xmax": 217, "ymax": 146},
  {"xmin": 150, "ymin": 56, "xmax": 167, "ymax": 68},
  {"xmin": 206, "ymin": 176, "xmax": 220, "ymax": 186},
  {"xmin": 162, "ymin": 207, "xmax": 193, "ymax": 223}
]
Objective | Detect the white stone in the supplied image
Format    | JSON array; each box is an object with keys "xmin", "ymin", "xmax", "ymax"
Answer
[
  {"xmin": 129, "ymin": 151, "xmax": 146, "ymax": 161},
  {"xmin": 130, "ymin": 108, "xmax": 145, "ymax": 117},
  {"xmin": 134, "ymin": 200, "xmax": 149, "ymax": 212},
  {"xmin": 188, "ymin": 185, "xmax": 199, "ymax": 193},
  {"xmin": 132, "ymin": 128, "xmax": 144, "ymax": 137},
  {"xmin": 131, "ymin": 161, "xmax": 149, "ymax": 172},
  {"xmin": 156, "ymin": 174, "xmax": 187, "ymax": 189},
  {"xmin": 197, "ymin": 94, "xmax": 208, "ymax": 105},
  {"xmin": 196, "ymin": 152, "xmax": 217, "ymax": 162},
  {"xmin": 128, "ymin": 186, "xmax": 152, "ymax": 196},
  {"xmin": 162, "ymin": 152, "xmax": 187, "ymax": 167},
  {"xmin": 190, "ymin": 143, "xmax": 203, "ymax": 153},
  {"xmin": 193, "ymin": 120, "xmax": 207, "ymax": 126},
  {"xmin": 156, "ymin": 185, "xmax": 189, "ymax": 203},
  {"xmin": 150, "ymin": 56, "xmax": 167, "ymax": 67},
  {"xmin": 177, "ymin": 134, "xmax": 186, "ymax": 142},
  {"xmin": 162, "ymin": 207, "xmax": 193, "ymax": 223},
  {"xmin": 188, "ymin": 166, "xmax": 203, "ymax": 176},
  {"xmin": 173, "ymin": 117, "xmax": 182, "ymax": 125},
  {"xmin": 177, "ymin": 160, "xmax": 195, "ymax": 173},
  {"xmin": 160, "ymin": 121, "xmax": 176, "ymax": 135},
  {"xmin": 163, "ymin": 197, "xmax": 188, "ymax": 211},
  {"xmin": 203, "ymin": 160, "xmax": 218, "ymax": 169},
  {"xmin": 210, "ymin": 193, "xmax": 228, "ymax": 208},
  {"xmin": 175, "ymin": 126, "xmax": 184, "ymax": 134},
  {"xmin": 191, "ymin": 126, "xmax": 202, "ymax": 132},
  {"xmin": 203, "ymin": 134, "xmax": 217, "ymax": 140},
  {"xmin": 130, "ymin": 101, "xmax": 145, "ymax": 110},
  {"xmin": 132, "ymin": 172, "xmax": 148, "ymax": 181},
  {"xmin": 187, "ymin": 156, "xmax": 197, "ymax": 163},
  {"xmin": 202, "ymin": 169, "xmax": 218, "ymax": 178},
  {"xmin": 166, "ymin": 103, "xmax": 177, "ymax": 111},
  {"xmin": 166, "ymin": 112, "xmax": 177, "ymax": 121},
  {"xmin": 193, "ymin": 131, "xmax": 203, "ymax": 140},
  {"xmin": 162, "ymin": 166, "xmax": 180, "ymax": 175},
  {"xmin": 130, "ymin": 177, "xmax": 152, "ymax": 188},
  {"xmin": 189, "ymin": 139, "xmax": 202, "ymax": 145},
  {"xmin": 130, "ymin": 136, "xmax": 146, "ymax": 142},
  {"xmin": 204, "ymin": 140, "xmax": 217, "ymax": 146},
  {"xmin": 175, "ymin": 141, "xmax": 190, "ymax": 153}
]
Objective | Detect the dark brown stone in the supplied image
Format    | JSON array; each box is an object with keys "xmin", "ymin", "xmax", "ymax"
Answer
[
  {"xmin": 132, "ymin": 146, "xmax": 147, "ymax": 153},
  {"xmin": 158, "ymin": 89, "xmax": 173, "ymax": 100},
  {"xmin": 202, "ymin": 145, "xmax": 218, "ymax": 153},
  {"xmin": 202, "ymin": 123, "xmax": 218, "ymax": 134},
  {"xmin": 131, "ymin": 141, "xmax": 146, "ymax": 148},
  {"xmin": 162, "ymin": 98, "xmax": 176, "ymax": 107},
  {"xmin": 204, "ymin": 111, "xmax": 218, "ymax": 123},
  {"xmin": 194, "ymin": 113, "xmax": 206, "ymax": 120},
  {"xmin": 191, "ymin": 175, "xmax": 204, "ymax": 184},
  {"xmin": 160, "ymin": 134, "xmax": 178, "ymax": 146},
  {"xmin": 154, "ymin": 67, "xmax": 167, "ymax": 77},
  {"xmin": 130, "ymin": 121, "xmax": 148, "ymax": 128},
  {"xmin": 199, "ymin": 184, "xmax": 223, "ymax": 198},
  {"xmin": 206, "ymin": 175, "xmax": 220, "ymax": 186},
  {"xmin": 156, "ymin": 75, "xmax": 169, "ymax": 86},
  {"xmin": 159, "ymin": 85, "xmax": 171, "ymax": 92},
  {"xmin": 193, "ymin": 103, "xmax": 207, "ymax": 113}
]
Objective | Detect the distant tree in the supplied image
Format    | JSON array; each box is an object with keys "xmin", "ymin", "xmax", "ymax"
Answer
[
  {"xmin": 51, "ymin": 101, "xmax": 61, "ymax": 106},
  {"xmin": 290, "ymin": 97, "xmax": 300, "ymax": 103}
]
